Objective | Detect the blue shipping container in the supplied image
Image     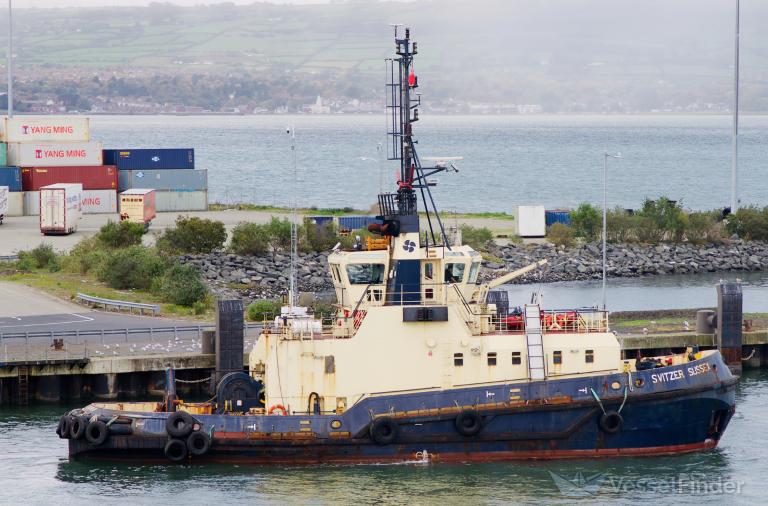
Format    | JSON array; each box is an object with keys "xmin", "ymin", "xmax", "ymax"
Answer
[
  {"xmin": 308, "ymin": 216, "xmax": 334, "ymax": 226},
  {"xmin": 103, "ymin": 148, "xmax": 195, "ymax": 170},
  {"xmin": 338, "ymin": 216, "xmax": 377, "ymax": 230},
  {"xmin": 545, "ymin": 210, "xmax": 572, "ymax": 227},
  {"xmin": 0, "ymin": 167, "xmax": 22, "ymax": 192},
  {"xmin": 118, "ymin": 169, "xmax": 207, "ymax": 191}
]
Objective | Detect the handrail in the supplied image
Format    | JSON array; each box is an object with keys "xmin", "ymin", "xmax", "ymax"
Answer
[{"xmin": 76, "ymin": 293, "xmax": 160, "ymax": 315}]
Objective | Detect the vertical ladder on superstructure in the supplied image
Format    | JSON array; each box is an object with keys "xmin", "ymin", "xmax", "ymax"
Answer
[
  {"xmin": 17, "ymin": 366, "xmax": 29, "ymax": 405},
  {"xmin": 524, "ymin": 305, "xmax": 546, "ymax": 381}
]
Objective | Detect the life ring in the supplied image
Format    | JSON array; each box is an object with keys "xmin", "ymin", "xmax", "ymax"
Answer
[
  {"xmin": 370, "ymin": 417, "xmax": 399, "ymax": 445},
  {"xmin": 85, "ymin": 420, "xmax": 109, "ymax": 446},
  {"xmin": 187, "ymin": 431, "xmax": 211, "ymax": 456},
  {"xmin": 268, "ymin": 404, "xmax": 287, "ymax": 416},
  {"xmin": 166, "ymin": 411, "xmax": 195, "ymax": 438},
  {"xmin": 164, "ymin": 438, "xmax": 188, "ymax": 463},
  {"xmin": 69, "ymin": 416, "xmax": 87, "ymax": 440},
  {"xmin": 455, "ymin": 409, "xmax": 483, "ymax": 437},
  {"xmin": 598, "ymin": 411, "xmax": 623, "ymax": 434}
]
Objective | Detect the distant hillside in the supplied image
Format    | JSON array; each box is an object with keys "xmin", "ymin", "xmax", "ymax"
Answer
[{"xmin": 4, "ymin": 0, "xmax": 768, "ymax": 113}]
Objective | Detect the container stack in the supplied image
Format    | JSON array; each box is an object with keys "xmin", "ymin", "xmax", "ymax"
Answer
[
  {"xmin": 0, "ymin": 116, "xmax": 118, "ymax": 215},
  {"xmin": 105, "ymin": 148, "xmax": 207, "ymax": 212}
]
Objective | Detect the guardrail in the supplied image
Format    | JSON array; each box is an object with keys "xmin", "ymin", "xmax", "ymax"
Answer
[
  {"xmin": 76, "ymin": 293, "xmax": 160, "ymax": 316},
  {"xmin": 0, "ymin": 324, "xmax": 262, "ymax": 365},
  {"xmin": 0, "ymin": 255, "xmax": 19, "ymax": 262}
]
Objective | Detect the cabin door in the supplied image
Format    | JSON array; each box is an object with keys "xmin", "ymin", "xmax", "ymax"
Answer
[{"xmin": 422, "ymin": 261, "xmax": 442, "ymax": 304}]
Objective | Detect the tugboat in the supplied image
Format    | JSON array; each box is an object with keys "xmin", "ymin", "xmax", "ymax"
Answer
[{"xmin": 58, "ymin": 28, "xmax": 736, "ymax": 463}]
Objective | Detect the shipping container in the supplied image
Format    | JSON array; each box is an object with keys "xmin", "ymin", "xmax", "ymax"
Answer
[
  {"xmin": 337, "ymin": 215, "xmax": 377, "ymax": 231},
  {"xmin": 155, "ymin": 190, "xmax": 208, "ymax": 212},
  {"xmin": 21, "ymin": 165, "xmax": 118, "ymax": 191},
  {"xmin": 5, "ymin": 191, "xmax": 23, "ymax": 216},
  {"xmin": 0, "ymin": 166, "xmax": 22, "ymax": 192},
  {"xmin": 7, "ymin": 141, "xmax": 103, "ymax": 167},
  {"xmin": 103, "ymin": 148, "xmax": 195, "ymax": 170},
  {"xmin": 0, "ymin": 186, "xmax": 7, "ymax": 222},
  {"xmin": 517, "ymin": 205, "xmax": 546, "ymax": 237},
  {"xmin": 24, "ymin": 189, "xmax": 117, "ymax": 215},
  {"xmin": 118, "ymin": 168, "xmax": 207, "ymax": 191},
  {"xmin": 1, "ymin": 116, "xmax": 90, "ymax": 143},
  {"xmin": 545, "ymin": 210, "xmax": 572, "ymax": 227},
  {"xmin": 39, "ymin": 183, "xmax": 83, "ymax": 235},
  {"xmin": 119, "ymin": 189, "xmax": 156, "ymax": 224},
  {"xmin": 0, "ymin": 143, "xmax": 6, "ymax": 166}
]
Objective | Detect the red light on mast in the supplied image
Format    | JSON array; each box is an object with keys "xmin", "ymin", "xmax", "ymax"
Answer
[{"xmin": 408, "ymin": 68, "xmax": 416, "ymax": 87}]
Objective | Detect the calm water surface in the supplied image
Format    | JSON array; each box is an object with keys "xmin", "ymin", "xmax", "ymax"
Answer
[
  {"xmin": 0, "ymin": 370, "xmax": 764, "ymax": 505},
  {"xmin": 90, "ymin": 114, "xmax": 768, "ymax": 212}
]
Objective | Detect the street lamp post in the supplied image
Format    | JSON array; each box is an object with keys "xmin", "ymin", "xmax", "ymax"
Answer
[{"xmin": 602, "ymin": 152, "xmax": 621, "ymax": 310}]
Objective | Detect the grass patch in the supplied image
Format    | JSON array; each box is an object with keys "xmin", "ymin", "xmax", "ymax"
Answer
[{"xmin": 6, "ymin": 270, "xmax": 215, "ymax": 320}]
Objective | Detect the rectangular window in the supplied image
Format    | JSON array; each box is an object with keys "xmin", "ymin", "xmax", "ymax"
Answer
[
  {"xmin": 553, "ymin": 351, "xmax": 562, "ymax": 365},
  {"xmin": 585, "ymin": 349, "xmax": 595, "ymax": 363},
  {"xmin": 454, "ymin": 353, "xmax": 464, "ymax": 366},
  {"xmin": 424, "ymin": 262, "xmax": 434, "ymax": 280},
  {"xmin": 346, "ymin": 263, "xmax": 385, "ymax": 285},
  {"xmin": 444, "ymin": 263, "xmax": 466, "ymax": 283},
  {"xmin": 468, "ymin": 262, "xmax": 480, "ymax": 283},
  {"xmin": 487, "ymin": 352, "xmax": 497, "ymax": 366},
  {"xmin": 331, "ymin": 264, "xmax": 341, "ymax": 283},
  {"xmin": 512, "ymin": 352, "xmax": 521, "ymax": 365},
  {"xmin": 425, "ymin": 288, "xmax": 434, "ymax": 299}
]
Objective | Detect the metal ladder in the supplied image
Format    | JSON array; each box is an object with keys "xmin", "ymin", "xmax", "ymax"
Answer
[
  {"xmin": 17, "ymin": 366, "xmax": 29, "ymax": 405},
  {"xmin": 524, "ymin": 305, "xmax": 546, "ymax": 381}
]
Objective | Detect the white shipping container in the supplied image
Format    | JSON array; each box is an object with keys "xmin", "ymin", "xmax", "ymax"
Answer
[
  {"xmin": 40, "ymin": 183, "xmax": 83, "ymax": 235},
  {"xmin": 7, "ymin": 141, "xmax": 103, "ymax": 167},
  {"xmin": 155, "ymin": 190, "xmax": 208, "ymax": 212},
  {"xmin": 5, "ymin": 191, "xmax": 23, "ymax": 216},
  {"xmin": 517, "ymin": 205, "xmax": 546, "ymax": 237},
  {"xmin": 0, "ymin": 186, "xmax": 8, "ymax": 218},
  {"xmin": 1, "ymin": 116, "xmax": 90, "ymax": 142},
  {"xmin": 80, "ymin": 190, "xmax": 117, "ymax": 214},
  {"xmin": 24, "ymin": 190, "xmax": 117, "ymax": 215}
]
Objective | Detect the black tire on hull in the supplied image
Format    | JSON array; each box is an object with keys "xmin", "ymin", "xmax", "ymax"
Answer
[
  {"xmin": 187, "ymin": 431, "xmax": 211, "ymax": 456},
  {"xmin": 108, "ymin": 423, "xmax": 133, "ymax": 436},
  {"xmin": 370, "ymin": 417, "xmax": 399, "ymax": 445},
  {"xmin": 57, "ymin": 416, "xmax": 71, "ymax": 439},
  {"xmin": 165, "ymin": 438, "xmax": 188, "ymax": 463},
  {"xmin": 69, "ymin": 416, "xmax": 87, "ymax": 440},
  {"xmin": 455, "ymin": 409, "xmax": 483, "ymax": 437},
  {"xmin": 598, "ymin": 411, "xmax": 623, "ymax": 434},
  {"xmin": 166, "ymin": 411, "xmax": 195, "ymax": 438},
  {"xmin": 85, "ymin": 420, "xmax": 109, "ymax": 446}
]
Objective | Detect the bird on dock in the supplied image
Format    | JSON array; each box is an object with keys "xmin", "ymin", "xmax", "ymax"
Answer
[{"xmin": 683, "ymin": 321, "xmax": 690, "ymax": 331}]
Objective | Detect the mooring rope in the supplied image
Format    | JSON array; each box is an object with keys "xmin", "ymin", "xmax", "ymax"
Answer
[{"xmin": 174, "ymin": 377, "xmax": 212, "ymax": 384}]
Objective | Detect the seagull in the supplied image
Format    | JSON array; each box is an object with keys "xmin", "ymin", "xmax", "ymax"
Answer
[
  {"xmin": 642, "ymin": 328, "xmax": 649, "ymax": 335},
  {"xmin": 683, "ymin": 321, "xmax": 690, "ymax": 331}
]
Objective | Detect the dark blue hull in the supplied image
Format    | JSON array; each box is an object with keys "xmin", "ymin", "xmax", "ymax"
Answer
[{"xmin": 66, "ymin": 352, "xmax": 737, "ymax": 463}]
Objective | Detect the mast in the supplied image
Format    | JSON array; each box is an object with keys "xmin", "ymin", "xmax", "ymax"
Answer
[
  {"xmin": 287, "ymin": 125, "xmax": 297, "ymax": 309},
  {"xmin": 6, "ymin": 0, "xmax": 12, "ymax": 117},
  {"xmin": 731, "ymin": 0, "xmax": 740, "ymax": 213}
]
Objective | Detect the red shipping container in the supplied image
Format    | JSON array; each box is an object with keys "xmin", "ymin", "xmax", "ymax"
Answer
[{"xmin": 21, "ymin": 165, "xmax": 118, "ymax": 191}]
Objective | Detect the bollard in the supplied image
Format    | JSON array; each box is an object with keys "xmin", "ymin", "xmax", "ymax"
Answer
[{"xmin": 716, "ymin": 282, "xmax": 743, "ymax": 376}]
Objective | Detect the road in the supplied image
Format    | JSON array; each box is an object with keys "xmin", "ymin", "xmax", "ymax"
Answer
[{"xmin": 0, "ymin": 282, "xmax": 259, "ymax": 363}]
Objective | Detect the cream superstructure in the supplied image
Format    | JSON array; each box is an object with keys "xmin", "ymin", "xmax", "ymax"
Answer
[{"xmin": 249, "ymin": 236, "xmax": 625, "ymax": 415}]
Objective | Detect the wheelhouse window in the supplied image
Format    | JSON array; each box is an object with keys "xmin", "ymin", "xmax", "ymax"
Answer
[
  {"xmin": 346, "ymin": 263, "xmax": 385, "ymax": 285},
  {"xmin": 424, "ymin": 263, "xmax": 434, "ymax": 280},
  {"xmin": 487, "ymin": 352, "xmax": 497, "ymax": 366},
  {"xmin": 553, "ymin": 351, "xmax": 563, "ymax": 365},
  {"xmin": 585, "ymin": 350, "xmax": 595, "ymax": 363},
  {"xmin": 512, "ymin": 352, "xmax": 521, "ymax": 365},
  {"xmin": 468, "ymin": 262, "xmax": 480, "ymax": 283},
  {"xmin": 330, "ymin": 264, "xmax": 342, "ymax": 283},
  {"xmin": 444, "ymin": 263, "xmax": 466, "ymax": 283},
  {"xmin": 454, "ymin": 353, "xmax": 464, "ymax": 366}
]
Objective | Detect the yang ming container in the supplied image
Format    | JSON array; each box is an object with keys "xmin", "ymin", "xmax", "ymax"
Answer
[
  {"xmin": 154, "ymin": 190, "xmax": 207, "ymax": 212},
  {"xmin": 21, "ymin": 165, "xmax": 118, "ymax": 191},
  {"xmin": 39, "ymin": 183, "xmax": 83, "ymax": 235},
  {"xmin": 119, "ymin": 189, "xmax": 156, "ymax": 225},
  {"xmin": 0, "ymin": 166, "xmax": 22, "ymax": 192},
  {"xmin": 103, "ymin": 148, "xmax": 194, "ymax": 170},
  {"xmin": 7, "ymin": 141, "xmax": 103, "ymax": 167},
  {"xmin": 118, "ymin": 168, "xmax": 207, "ymax": 191},
  {"xmin": 0, "ymin": 116, "xmax": 90, "ymax": 143}
]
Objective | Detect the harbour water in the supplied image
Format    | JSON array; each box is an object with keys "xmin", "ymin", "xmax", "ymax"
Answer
[
  {"xmin": 0, "ymin": 370, "xmax": 762, "ymax": 504},
  {"xmin": 90, "ymin": 114, "xmax": 768, "ymax": 212}
]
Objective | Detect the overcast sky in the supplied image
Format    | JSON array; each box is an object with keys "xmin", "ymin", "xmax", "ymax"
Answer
[{"xmin": 10, "ymin": 0, "xmax": 340, "ymax": 6}]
